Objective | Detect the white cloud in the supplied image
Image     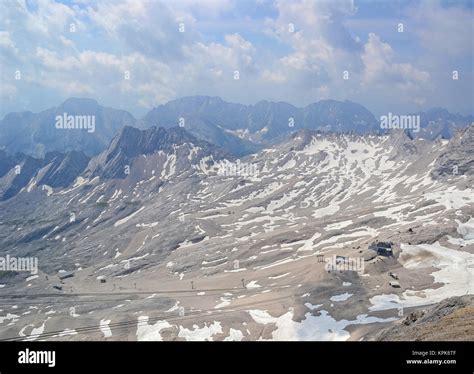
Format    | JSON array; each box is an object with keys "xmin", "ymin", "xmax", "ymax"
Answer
[
  {"xmin": 85, "ymin": 0, "xmax": 197, "ymax": 61},
  {"xmin": 0, "ymin": 31, "xmax": 16, "ymax": 50},
  {"xmin": 183, "ymin": 33, "xmax": 257, "ymax": 81},
  {"xmin": 361, "ymin": 33, "xmax": 430, "ymax": 91},
  {"xmin": 0, "ymin": 0, "xmax": 471, "ymax": 116},
  {"xmin": 259, "ymin": 0, "xmax": 433, "ymax": 109},
  {"xmin": 410, "ymin": 0, "xmax": 473, "ymax": 57},
  {"xmin": 33, "ymin": 47, "xmax": 175, "ymax": 105}
]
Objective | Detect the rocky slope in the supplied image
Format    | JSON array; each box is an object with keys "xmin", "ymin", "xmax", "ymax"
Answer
[
  {"xmin": 366, "ymin": 295, "xmax": 474, "ymax": 341},
  {"xmin": 432, "ymin": 125, "xmax": 474, "ymax": 178},
  {"xmin": 0, "ymin": 124, "xmax": 472, "ymax": 341},
  {"xmin": 0, "ymin": 151, "xmax": 90, "ymax": 201}
]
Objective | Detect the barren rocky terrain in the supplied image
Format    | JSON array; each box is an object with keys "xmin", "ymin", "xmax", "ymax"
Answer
[{"xmin": 0, "ymin": 125, "xmax": 472, "ymax": 341}]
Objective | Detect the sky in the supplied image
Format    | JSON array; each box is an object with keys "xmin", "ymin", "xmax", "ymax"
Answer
[{"xmin": 0, "ymin": 0, "xmax": 473, "ymax": 118}]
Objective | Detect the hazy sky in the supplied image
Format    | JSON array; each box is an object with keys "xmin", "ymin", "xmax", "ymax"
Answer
[{"xmin": 1, "ymin": 0, "xmax": 473, "ymax": 117}]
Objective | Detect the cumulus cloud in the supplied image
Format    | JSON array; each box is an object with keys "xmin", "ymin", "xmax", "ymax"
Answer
[
  {"xmin": 33, "ymin": 47, "xmax": 176, "ymax": 106},
  {"xmin": 85, "ymin": 0, "xmax": 196, "ymax": 61},
  {"xmin": 0, "ymin": 0, "xmax": 471, "ymax": 116},
  {"xmin": 258, "ymin": 0, "xmax": 435, "ymax": 110},
  {"xmin": 361, "ymin": 33, "xmax": 430, "ymax": 90}
]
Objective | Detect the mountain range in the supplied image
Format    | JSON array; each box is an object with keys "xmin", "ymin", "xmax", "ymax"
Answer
[
  {"xmin": 1, "ymin": 97, "xmax": 472, "ymax": 159},
  {"xmin": 0, "ymin": 98, "xmax": 136, "ymax": 157},
  {"xmin": 0, "ymin": 118, "xmax": 472, "ymax": 341},
  {"xmin": 0, "ymin": 95, "xmax": 472, "ymax": 342}
]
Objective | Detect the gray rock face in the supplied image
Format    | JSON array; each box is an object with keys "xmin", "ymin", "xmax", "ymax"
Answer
[
  {"xmin": 0, "ymin": 98, "xmax": 137, "ymax": 157},
  {"xmin": 37, "ymin": 151, "xmax": 90, "ymax": 188},
  {"xmin": 143, "ymin": 96, "xmax": 380, "ymax": 149},
  {"xmin": 0, "ymin": 154, "xmax": 42, "ymax": 201},
  {"xmin": 0, "ymin": 125, "xmax": 229, "ymax": 200},
  {"xmin": 143, "ymin": 97, "xmax": 260, "ymax": 157},
  {"xmin": 85, "ymin": 126, "xmax": 230, "ymax": 179},
  {"xmin": 410, "ymin": 108, "xmax": 474, "ymax": 140},
  {"xmin": 0, "ymin": 150, "xmax": 19, "ymax": 178},
  {"xmin": 0, "ymin": 151, "xmax": 90, "ymax": 200},
  {"xmin": 432, "ymin": 125, "xmax": 474, "ymax": 178}
]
